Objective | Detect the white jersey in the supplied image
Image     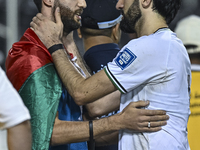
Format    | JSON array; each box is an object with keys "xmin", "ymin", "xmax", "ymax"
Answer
[
  {"xmin": 104, "ymin": 29, "xmax": 191, "ymax": 150},
  {"xmin": 0, "ymin": 67, "xmax": 30, "ymax": 129}
]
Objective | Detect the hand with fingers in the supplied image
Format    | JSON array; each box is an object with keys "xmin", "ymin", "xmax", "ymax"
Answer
[
  {"xmin": 118, "ymin": 101, "xmax": 169, "ymax": 132},
  {"xmin": 30, "ymin": 7, "xmax": 63, "ymax": 49}
]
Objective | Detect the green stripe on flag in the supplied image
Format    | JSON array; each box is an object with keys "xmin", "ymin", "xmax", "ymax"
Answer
[{"xmin": 19, "ymin": 63, "xmax": 62, "ymax": 150}]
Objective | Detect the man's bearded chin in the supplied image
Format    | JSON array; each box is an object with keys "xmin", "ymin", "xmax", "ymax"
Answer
[
  {"xmin": 120, "ymin": 0, "xmax": 141, "ymax": 34},
  {"xmin": 52, "ymin": 5, "xmax": 80, "ymax": 35},
  {"xmin": 120, "ymin": 15, "xmax": 136, "ymax": 33},
  {"xmin": 60, "ymin": 6, "xmax": 80, "ymax": 35},
  {"xmin": 62, "ymin": 16, "xmax": 80, "ymax": 35}
]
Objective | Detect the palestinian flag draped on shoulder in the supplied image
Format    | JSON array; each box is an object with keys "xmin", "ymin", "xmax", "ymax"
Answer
[{"xmin": 6, "ymin": 28, "xmax": 62, "ymax": 150}]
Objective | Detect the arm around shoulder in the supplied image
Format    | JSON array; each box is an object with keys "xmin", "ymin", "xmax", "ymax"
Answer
[
  {"xmin": 50, "ymin": 101, "xmax": 168, "ymax": 146},
  {"xmin": 86, "ymin": 90, "xmax": 121, "ymax": 118},
  {"xmin": 51, "ymin": 49, "xmax": 117, "ymax": 105}
]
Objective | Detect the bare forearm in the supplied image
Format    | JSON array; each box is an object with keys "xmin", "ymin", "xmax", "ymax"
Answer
[
  {"xmin": 31, "ymin": 14, "xmax": 116, "ymax": 105},
  {"xmin": 7, "ymin": 120, "xmax": 32, "ymax": 150},
  {"xmin": 51, "ymin": 115, "xmax": 121, "ymax": 146},
  {"xmin": 52, "ymin": 49, "xmax": 116, "ymax": 105},
  {"xmin": 86, "ymin": 91, "xmax": 121, "ymax": 118},
  {"xmin": 51, "ymin": 121, "xmax": 89, "ymax": 145},
  {"xmin": 51, "ymin": 101, "xmax": 169, "ymax": 146},
  {"xmin": 95, "ymin": 131, "xmax": 118, "ymax": 146}
]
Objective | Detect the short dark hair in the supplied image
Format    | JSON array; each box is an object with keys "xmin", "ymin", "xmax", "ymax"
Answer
[
  {"xmin": 33, "ymin": 0, "xmax": 42, "ymax": 12},
  {"xmin": 152, "ymin": 0, "xmax": 181, "ymax": 24}
]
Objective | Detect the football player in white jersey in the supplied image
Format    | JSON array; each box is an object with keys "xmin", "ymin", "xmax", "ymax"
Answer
[{"xmin": 30, "ymin": 0, "xmax": 190, "ymax": 149}]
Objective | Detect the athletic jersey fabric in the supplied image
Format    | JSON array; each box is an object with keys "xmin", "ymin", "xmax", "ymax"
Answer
[
  {"xmin": 0, "ymin": 67, "xmax": 30, "ymax": 129},
  {"xmin": 104, "ymin": 29, "xmax": 191, "ymax": 150},
  {"xmin": 84, "ymin": 43, "xmax": 120, "ymax": 74}
]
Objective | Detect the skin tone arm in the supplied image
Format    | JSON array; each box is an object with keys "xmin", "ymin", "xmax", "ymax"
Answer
[
  {"xmin": 83, "ymin": 109, "xmax": 119, "ymax": 146},
  {"xmin": 31, "ymin": 9, "xmax": 170, "ymax": 146},
  {"xmin": 95, "ymin": 131, "xmax": 119, "ymax": 146},
  {"xmin": 83, "ymin": 94, "xmax": 120, "ymax": 146},
  {"xmin": 85, "ymin": 90, "xmax": 120, "ymax": 118},
  {"xmin": 31, "ymin": 10, "xmax": 120, "ymax": 106},
  {"xmin": 51, "ymin": 101, "xmax": 168, "ymax": 145},
  {"xmin": 63, "ymin": 29, "xmax": 120, "ymax": 117},
  {"xmin": 53, "ymin": 31, "xmax": 121, "ymax": 145},
  {"xmin": 51, "ymin": 35, "xmax": 166, "ymax": 147},
  {"xmin": 7, "ymin": 120, "xmax": 32, "ymax": 150},
  {"xmin": 49, "ymin": 32, "xmax": 120, "ymax": 145}
]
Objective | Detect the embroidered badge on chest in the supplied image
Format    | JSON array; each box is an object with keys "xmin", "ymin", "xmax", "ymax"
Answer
[{"xmin": 115, "ymin": 48, "xmax": 137, "ymax": 70}]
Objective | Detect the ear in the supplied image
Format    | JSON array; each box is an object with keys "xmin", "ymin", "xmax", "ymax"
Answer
[
  {"xmin": 77, "ymin": 28, "xmax": 82, "ymax": 39},
  {"xmin": 43, "ymin": 0, "xmax": 54, "ymax": 7},
  {"xmin": 111, "ymin": 23, "xmax": 121, "ymax": 44},
  {"xmin": 141, "ymin": 0, "xmax": 152, "ymax": 8}
]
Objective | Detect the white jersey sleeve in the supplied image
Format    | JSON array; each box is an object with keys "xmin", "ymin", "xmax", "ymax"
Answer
[
  {"xmin": 104, "ymin": 36, "xmax": 169, "ymax": 93},
  {"xmin": 0, "ymin": 67, "xmax": 30, "ymax": 129}
]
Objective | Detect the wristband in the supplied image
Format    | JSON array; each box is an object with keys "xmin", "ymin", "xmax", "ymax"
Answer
[
  {"xmin": 48, "ymin": 44, "xmax": 64, "ymax": 54},
  {"xmin": 88, "ymin": 120, "xmax": 95, "ymax": 150}
]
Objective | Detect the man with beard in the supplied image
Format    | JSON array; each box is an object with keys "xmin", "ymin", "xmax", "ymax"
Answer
[
  {"xmin": 6, "ymin": 0, "xmax": 89, "ymax": 149},
  {"xmin": 6, "ymin": 0, "xmax": 169, "ymax": 150},
  {"xmin": 31, "ymin": 0, "xmax": 191, "ymax": 149}
]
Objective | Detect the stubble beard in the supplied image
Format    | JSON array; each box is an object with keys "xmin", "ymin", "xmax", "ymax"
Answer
[
  {"xmin": 52, "ymin": 1, "xmax": 81, "ymax": 35},
  {"xmin": 120, "ymin": 0, "xmax": 142, "ymax": 33}
]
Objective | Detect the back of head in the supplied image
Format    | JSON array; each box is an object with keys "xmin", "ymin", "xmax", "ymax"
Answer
[
  {"xmin": 81, "ymin": 0, "xmax": 122, "ymax": 30},
  {"xmin": 175, "ymin": 15, "xmax": 200, "ymax": 54},
  {"xmin": 33, "ymin": 0, "xmax": 42, "ymax": 12},
  {"xmin": 152, "ymin": 0, "xmax": 181, "ymax": 24}
]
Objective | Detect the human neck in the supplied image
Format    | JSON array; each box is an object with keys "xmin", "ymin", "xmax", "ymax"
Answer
[
  {"xmin": 135, "ymin": 13, "xmax": 168, "ymax": 37},
  {"xmin": 61, "ymin": 32, "xmax": 77, "ymax": 54},
  {"xmin": 83, "ymin": 36, "xmax": 114, "ymax": 52}
]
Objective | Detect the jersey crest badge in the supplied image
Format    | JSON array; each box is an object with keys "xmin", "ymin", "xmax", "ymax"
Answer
[{"xmin": 115, "ymin": 48, "xmax": 137, "ymax": 70}]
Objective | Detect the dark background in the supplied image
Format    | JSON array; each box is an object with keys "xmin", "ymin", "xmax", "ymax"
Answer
[{"xmin": 0, "ymin": 0, "xmax": 200, "ymax": 70}]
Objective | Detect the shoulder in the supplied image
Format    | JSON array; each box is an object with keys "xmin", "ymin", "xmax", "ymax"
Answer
[
  {"xmin": 6, "ymin": 41, "xmax": 53, "ymax": 91},
  {"xmin": 125, "ymin": 35, "xmax": 158, "ymax": 52},
  {"xmin": 124, "ymin": 31, "xmax": 177, "ymax": 57},
  {"xmin": 8, "ymin": 39, "xmax": 52, "ymax": 66}
]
